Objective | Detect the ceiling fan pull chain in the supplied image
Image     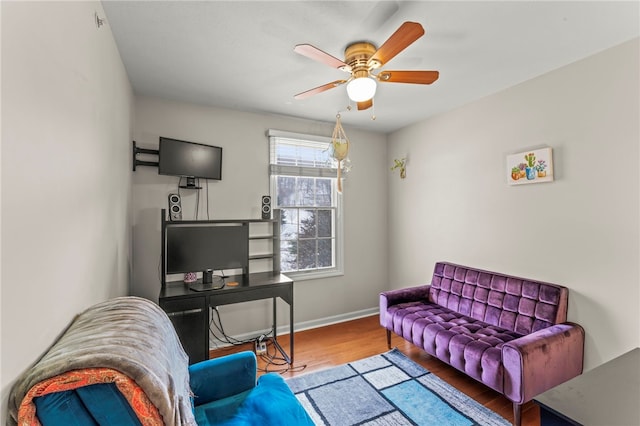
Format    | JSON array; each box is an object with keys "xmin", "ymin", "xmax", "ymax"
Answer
[{"xmin": 331, "ymin": 114, "xmax": 350, "ymax": 193}]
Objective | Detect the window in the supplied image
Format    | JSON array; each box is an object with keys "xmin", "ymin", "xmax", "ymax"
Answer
[{"xmin": 268, "ymin": 129, "xmax": 343, "ymax": 280}]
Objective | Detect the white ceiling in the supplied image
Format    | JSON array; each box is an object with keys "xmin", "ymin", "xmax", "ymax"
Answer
[{"xmin": 101, "ymin": 1, "xmax": 639, "ymax": 134}]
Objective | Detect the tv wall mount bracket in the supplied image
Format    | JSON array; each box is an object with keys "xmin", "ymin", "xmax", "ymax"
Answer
[
  {"xmin": 132, "ymin": 141, "xmax": 202, "ymax": 190},
  {"xmin": 132, "ymin": 141, "xmax": 159, "ymax": 171}
]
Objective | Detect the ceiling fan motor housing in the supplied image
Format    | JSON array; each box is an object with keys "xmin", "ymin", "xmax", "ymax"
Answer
[{"xmin": 344, "ymin": 42, "xmax": 380, "ymax": 74}]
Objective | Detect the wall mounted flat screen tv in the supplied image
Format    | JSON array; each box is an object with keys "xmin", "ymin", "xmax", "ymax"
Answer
[{"xmin": 158, "ymin": 137, "xmax": 222, "ymax": 180}]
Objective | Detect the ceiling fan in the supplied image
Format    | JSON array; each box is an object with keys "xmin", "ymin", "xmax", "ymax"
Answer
[{"xmin": 294, "ymin": 21, "xmax": 439, "ymax": 111}]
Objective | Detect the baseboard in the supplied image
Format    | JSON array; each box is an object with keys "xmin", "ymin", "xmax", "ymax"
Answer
[
  {"xmin": 288, "ymin": 307, "xmax": 379, "ymax": 334},
  {"xmin": 209, "ymin": 307, "xmax": 379, "ymax": 350}
]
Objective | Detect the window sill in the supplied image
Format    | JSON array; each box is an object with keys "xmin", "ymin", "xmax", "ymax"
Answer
[{"xmin": 283, "ymin": 268, "xmax": 344, "ymax": 282}]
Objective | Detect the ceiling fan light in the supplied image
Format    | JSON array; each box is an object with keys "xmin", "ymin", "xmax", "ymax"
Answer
[{"xmin": 346, "ymin": 77, "xmax": 377, "ymax": 102}]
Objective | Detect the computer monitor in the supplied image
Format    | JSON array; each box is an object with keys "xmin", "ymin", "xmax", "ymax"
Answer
[{"xmin": 165, "ymin": 224, "xmax": 248, "ymax": 276}]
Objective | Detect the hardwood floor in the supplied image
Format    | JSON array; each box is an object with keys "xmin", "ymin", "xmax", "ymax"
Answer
[{"xmin": 209, "ymin": 314, "xmax": 540, "ymax": 426}]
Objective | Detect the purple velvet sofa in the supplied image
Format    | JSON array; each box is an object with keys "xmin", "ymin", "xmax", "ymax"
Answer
[{"xmin": 380, "ymin": 262, "xmax": 585, "ymax": 426}]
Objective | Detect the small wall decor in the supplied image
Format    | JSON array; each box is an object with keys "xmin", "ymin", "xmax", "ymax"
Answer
[
  {"xmin": 391, "ymin": 158, "xmax": 407, "ymax": 179},
  {"xmin": 507, "ymin": 147, "xmax": 553, "ymax": 185}
]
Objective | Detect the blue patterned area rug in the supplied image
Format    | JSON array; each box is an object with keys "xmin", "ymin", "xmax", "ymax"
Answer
[{"xmin": 285, "ymin": 348, "xmax": 510, "ymax": 426}]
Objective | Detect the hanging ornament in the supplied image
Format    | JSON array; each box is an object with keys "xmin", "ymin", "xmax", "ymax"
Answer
[{"xmin": 331, "ymin": 114, "xmax": 350, "ymax": 193}]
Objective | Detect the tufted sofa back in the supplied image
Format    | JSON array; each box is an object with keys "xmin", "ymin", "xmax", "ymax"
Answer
[{"xmin": 429, "ymin": 262, "xmax": 568, "ymax": 335}]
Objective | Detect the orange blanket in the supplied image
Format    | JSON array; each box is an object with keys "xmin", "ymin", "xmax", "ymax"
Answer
[{"xmin": 17, "ymin": 367, "xmax": 163, "ymax": 426}]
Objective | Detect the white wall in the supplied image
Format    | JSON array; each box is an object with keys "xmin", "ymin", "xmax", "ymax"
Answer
[
  {"xmin": 132, "ymin": 96, "xmax": 388, "ymax": 337},
  {"xmin": 0, "ymin": 1, "xmax": 133, "ymax": 421},
  {"xmin": 387, "ymin": 38, "xmax": 639, "ymax": 371}
]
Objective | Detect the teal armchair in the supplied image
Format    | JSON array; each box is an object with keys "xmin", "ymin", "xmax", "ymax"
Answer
[{"xmin": 190, "ymin": 351, "xmax": 314, "ymax": 425}]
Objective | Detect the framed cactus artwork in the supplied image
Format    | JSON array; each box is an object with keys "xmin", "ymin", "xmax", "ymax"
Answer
[{"xmin": 507, "ymin": 147, "xmax": 553, "ymax": 185}]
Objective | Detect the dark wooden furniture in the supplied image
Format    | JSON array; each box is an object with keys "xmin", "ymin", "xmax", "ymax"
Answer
[
  {"xmin": 159, "ymin": 272, "xmax": 294, "ymax": 364},
  {"xmin": 158, "ymin": 209, "xmax": 293, "ymax": 364},
  {"xmin": 535, "ymin": 347, "xmax": 639, "ymax": 426}
]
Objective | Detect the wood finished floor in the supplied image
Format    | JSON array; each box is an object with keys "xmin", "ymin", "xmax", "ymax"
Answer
[{"xmin": 209, "ymin": 314, "xmax": 540, "ymax": 426}]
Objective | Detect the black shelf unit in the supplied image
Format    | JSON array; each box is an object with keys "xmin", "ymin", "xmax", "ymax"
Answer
[
  {"xmin": 160, "ymin": 209, "xmax": 281, "ymax": 288},
  {"xmin": 158, "ymin": 209, "xmax": 286, "ymax": 364}
]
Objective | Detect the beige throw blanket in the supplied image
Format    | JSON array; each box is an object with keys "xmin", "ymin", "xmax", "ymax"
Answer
[{"xmin": 8, "ymin": 296, "xmax": 196, "ymax": 426}]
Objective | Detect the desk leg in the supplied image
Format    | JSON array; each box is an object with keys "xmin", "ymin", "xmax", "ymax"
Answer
[
  {"xmin": 273, "ymin": 297, "xmax": 282, "ymax": 352},
  {"xmin": 289, "ymin": 297, "xmax": 294, "ymax": 363},
  {"xmin": 271, "ymin": 297, "xmax": 292, "ymax": 364},
  {"xmin": 272, "ymin": 296, "xmax": 277, "ymax": 341}
]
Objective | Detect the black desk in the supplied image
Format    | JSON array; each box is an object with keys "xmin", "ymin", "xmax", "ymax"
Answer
[
  {"xmin": 159, "ymin": 272, "xmax": 294, "ymax": 364},
  {"xmin": 535, "ymin": 348, "xmax": 639, "ymax": 426}
]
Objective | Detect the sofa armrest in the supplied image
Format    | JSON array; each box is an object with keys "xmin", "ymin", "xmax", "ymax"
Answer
[
  {"xmin": 189, "ymin": 351, "xmax": 257, "ymax": 406},
  {"xmin": 379, "ymin": 285, "xmax": 430, "ymax": 328},
  {"xmin": 502, "ymin": 322, "xmax": 585, "ymax": 404}
]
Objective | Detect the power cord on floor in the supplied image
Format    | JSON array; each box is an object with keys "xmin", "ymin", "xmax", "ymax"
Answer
[
  {"xmin": 209, "ymin": 306, "xmax": 307, "ymax": 374},
  {"xmin": 257, "ymin": 339, "xmax": 307, "ymax": 375},
  {"xmin": 209, "ymin": 306, "xmax": 272, "ymax": 346}
]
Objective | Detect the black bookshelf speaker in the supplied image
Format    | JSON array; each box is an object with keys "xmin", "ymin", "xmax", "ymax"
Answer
[
  {"xmin": 261, "ymin": 195, "xmax": 271, "ymax": 219},
  {"xmin": 168, "ymin": 193, "xmax": 182, "ymax": 221}
]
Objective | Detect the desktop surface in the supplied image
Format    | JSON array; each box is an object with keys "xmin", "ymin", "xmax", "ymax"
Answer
[
  {"xmin": 159, "ymin": 271, "xmax": 293, "ymax": 299},
  {"xmin": 158, "ymin": 271, "xmax": 295, "ymax": 364}
]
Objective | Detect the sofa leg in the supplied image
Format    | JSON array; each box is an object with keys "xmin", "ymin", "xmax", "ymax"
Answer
[
  {"xmin": 512, "ymin": 402, "xmax": 521, "ymax": 426},
  {"xmin": 386, "ymin": 329, "xmax": 391, "ymax": 349}
]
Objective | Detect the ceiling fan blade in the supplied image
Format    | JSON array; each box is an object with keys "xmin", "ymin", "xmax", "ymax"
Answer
[
  {"xmin": 357, "ymin": 99, "xmax": 373, "ymax": 110},
  {"xmin": 294, "ymin": 80, "xmax": 347, "ymax": 100},
  {"xmin": 377, "ymin": 70, "xmax": 439, "ymax": 84},
  {"xmin": 369, "ymin": 21, "xmax": 425, "ymax": 67},
  {"xmin": 294, "ymin": 44, "xmax": 349, "ymax": 70}
]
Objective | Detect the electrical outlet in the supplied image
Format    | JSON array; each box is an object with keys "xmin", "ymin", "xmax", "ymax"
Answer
[{"xmin": 255, "ymin": 339, "xmax": 267, "ymax": 355}]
